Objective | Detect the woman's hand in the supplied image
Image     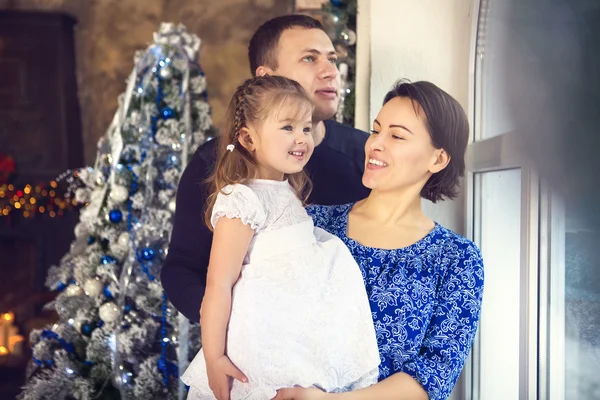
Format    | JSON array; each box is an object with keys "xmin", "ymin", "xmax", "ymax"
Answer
[
  {"xmin": 206, "ymin": 355, "xmax": 247, "ymax": 400},
  {"xmin": 272, "ymin": 387, "xmax": 333, "ymax": 400}
]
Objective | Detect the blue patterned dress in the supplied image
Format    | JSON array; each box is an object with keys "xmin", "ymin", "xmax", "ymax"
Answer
[{"xmin": 306, "ymin": 204, "xmax": 485, "ymax": 400}]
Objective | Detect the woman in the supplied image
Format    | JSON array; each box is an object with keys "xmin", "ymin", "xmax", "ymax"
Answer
[{"xmin": 275, "ymin": 80, "xmax": 484, "ymax": 400}]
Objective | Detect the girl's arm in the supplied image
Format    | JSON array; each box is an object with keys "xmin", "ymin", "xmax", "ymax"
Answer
[{"xmin": 200, "ymin": 216, "xmax": 254, "ymax": 399}]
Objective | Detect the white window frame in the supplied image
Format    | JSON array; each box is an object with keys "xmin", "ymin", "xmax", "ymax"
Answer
[
  {"xmin": 463, "ymin": 1, "xmax": 545, "ymax": 399},
  {"xmin": 538, "ymin": 186, "xmax": 566, "ymax": 400}
]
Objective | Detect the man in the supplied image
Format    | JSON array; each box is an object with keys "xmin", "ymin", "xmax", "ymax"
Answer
[{"xmin": 161, "ymin": 15, "xmax": 370, "ymax": 322}]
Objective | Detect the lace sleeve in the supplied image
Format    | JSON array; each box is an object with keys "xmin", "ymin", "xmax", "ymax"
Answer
[{"xmin": 210, "ymin": 184, "xmax": 267, "ymax": 231}]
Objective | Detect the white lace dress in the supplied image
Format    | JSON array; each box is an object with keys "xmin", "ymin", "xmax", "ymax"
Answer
[{"xmin": 181, "ymin": 179, "xmax": 380, "ymax": 400}]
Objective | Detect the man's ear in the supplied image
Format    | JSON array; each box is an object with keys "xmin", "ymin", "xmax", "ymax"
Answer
[
  {"xmin": 238, "ymin": 127, "xmax": 255, "ymax": 152},
  {"xmin": 255, "ymin": 65, "xmax": 274, "ymax": 77}
]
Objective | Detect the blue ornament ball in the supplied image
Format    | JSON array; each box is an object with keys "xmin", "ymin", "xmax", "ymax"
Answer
[
  {"xmin": 141, "ymin": 247, "xmax": 156, "ymax": 261},
  {"xmin": 330, "ymin": 0, "xmax": 344, "ymax": 6},
  {"xmin": 160, "ymin": 107, "xmax": 175, "ymax": 119},
  {"xmin": 101, "ymin": 255, "xmax": 117, "ymax": 265},
  {"xmin": 81, "ymin": 321, "xmax": 96, "ymax": 336},
  {"xmin": 87, "ymin": 236, "xmax": 96, "ymax": 245},
  {"xmin": 103, "ymin": 285, "xmax": 113, "ymax": 299},
  {"xmin": 56, "ymin": 282, "xmax": 67, "ymax": 292},
  {"xmin": 109, "ymin": 209, "xmax": 123, "ymax": 223}
]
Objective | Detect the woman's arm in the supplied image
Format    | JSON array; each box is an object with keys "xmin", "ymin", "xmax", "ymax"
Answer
[
  {"xmin": 273, "ymin": 371, "xmax": 427, "ymax": 400},
  {"xmin": 348, "ymin": 244, "xmax": 484, "ymax": 400},
  {"xmin": 336, "ymin": 372, "xmax": 428, "ymax": 400},
  {"xmin": 276, "ymin": 243, "xmax": 484, "ymax": 400},
  {"xmin": 200, "ymin": 217, "xmax": 254, "ymax": 399}
]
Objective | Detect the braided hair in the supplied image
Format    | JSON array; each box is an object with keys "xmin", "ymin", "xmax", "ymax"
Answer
[{"xmin": 204, "ymin": 75, "xmax": 314, "ymax": 230}]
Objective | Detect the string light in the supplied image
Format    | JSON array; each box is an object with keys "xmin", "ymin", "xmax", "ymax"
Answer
[{"xmin": 0, "ymin": 180, "xmax": 79, "ymax": 219}]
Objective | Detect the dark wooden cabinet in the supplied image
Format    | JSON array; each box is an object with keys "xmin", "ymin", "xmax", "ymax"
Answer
[
  {"xmin": 0, "ymin": 11, "xmax": 83, "ymax": 182},
  {"xmin": 0, "ymin": 13, "xmax": 82, "ymax": 391}
]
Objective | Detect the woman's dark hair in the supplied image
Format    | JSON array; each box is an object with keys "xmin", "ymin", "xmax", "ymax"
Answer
[{"xmin": 383, "ymin": 80, "xmax": 469, "ymax": 203}]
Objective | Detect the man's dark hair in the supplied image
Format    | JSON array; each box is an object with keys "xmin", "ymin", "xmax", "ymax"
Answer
[
  {"xmin": 248, "ymin": 15, "xmax": 326, "ymax": 76},
  {"xmin": 383, "ymin": 80, "xmax": 470, "ymax": 203}
]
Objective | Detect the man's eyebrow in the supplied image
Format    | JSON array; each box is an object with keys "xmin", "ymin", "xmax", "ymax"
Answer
[{"xmin": 301, "ymin": 48, "xmax": 337, "ymax": 57}]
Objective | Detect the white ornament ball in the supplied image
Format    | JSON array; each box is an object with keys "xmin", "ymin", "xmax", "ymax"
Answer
[
  {"xmin": 109, "ymin": 185, "xmax": 129, "ymax": 203},
  {"xmin": 340, "ymin": 28, "xmax": 357, "ymax": 46},
  {"xmin": 74, "ymin": 223, "xmax": 87, "ymax": 238},
  {"xmin": 74, "ymin": 188, "xmax": 89, "ymax": 204},
  {"xmin": 73, "ymin": 317, "xmax": 83, "ymax": 333},
  {"xmin": 117, "ymin": 232, "xmax": 130, "ymax": 247},
  {"xmin": 99, "ymin": 302, "xmax": 120, "ymax": 323},
  {"xmin": 159, "ymin": 66, "xmax": 173, "ymax": 79},
  {"xmin": 90, "ymin": 187, "xmax": 105, "ymax": 204},
  {"xmin": 94, "ymin": 170, "xmax": 105, "ymax": 186},
  {"xmin": 168, "ymin": 199, "xmax": 176, "ymax": 213},
  {"xmin": 84, "ymin": 278, "xmax": 103, "ymax": 297},
  {"xmin": 65, "ymin": 284, "xmax": 83, "ymax": 297}
]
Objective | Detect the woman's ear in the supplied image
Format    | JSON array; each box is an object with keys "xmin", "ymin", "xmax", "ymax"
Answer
[
  {"xmin": 238, "ymin": 127, "xmax": 255, "ymax": 152},
  {"xmin": 429, "ymin": 149, "xmax": 451, "ymax": 173}
]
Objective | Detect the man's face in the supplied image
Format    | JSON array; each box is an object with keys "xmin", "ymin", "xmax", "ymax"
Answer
[{"xmin": 267, "ymin": 28, "xmax": 340, "ymax": 122}]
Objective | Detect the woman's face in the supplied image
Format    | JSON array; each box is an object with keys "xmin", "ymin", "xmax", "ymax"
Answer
[{"xmin": 362, "ymin": 96, "xmax": 448, "ymax": 193}]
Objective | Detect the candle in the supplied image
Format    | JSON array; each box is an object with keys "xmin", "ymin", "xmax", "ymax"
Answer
[
  {"xmin": 8, "ymin": 335, "xmax": 24, "ymax": 356},
  {"xmin": 0, "ymin": 312, "xmax": 15, "ymax": 356},
  {"xmin": 0, "ymin": 316, "xmax": 6, "ymax": 350}
]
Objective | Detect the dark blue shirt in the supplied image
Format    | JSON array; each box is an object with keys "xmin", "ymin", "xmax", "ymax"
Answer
[{"xmin": 161, "ymin": 120, "xmax": 370, "ymax": 322}]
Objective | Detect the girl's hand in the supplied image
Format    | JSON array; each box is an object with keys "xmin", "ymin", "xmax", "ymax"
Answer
[
  {"xmin": 206, "ymin": 355, "xmax": 248, "ymax": 400},
  {"xmin": 272, "ymin": 387, "xmax": 332, "ymax": 400}
]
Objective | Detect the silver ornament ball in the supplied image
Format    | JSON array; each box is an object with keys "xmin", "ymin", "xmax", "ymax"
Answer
[
  {"xmin": 109, "ymin": 185, "xmax": 129, "ymax": 203},
  {"xmin": 99, "ymin": 302, "xmax": 120, "ymax": 322},
  {"xmin": 73, "ymin": 318, "xmax": 83, "ymax": 333},
  {"xmin": 74, "ymin": 223, "xmax": 88, "ymax": 238},
  {"xmin": 117, "ymin": 232, "xmax": 129, "ymax": 247},
  {"xmin": 159, "ymin": 67, "xmax": 173, "ymax": 79},
  {"xmin": 94, "ymin": 170, "xmax": 105, "ymax": 186},
  {"xmin": 65, "ymin": 284, "xmax": 83, "ymax": 297},
  {"xmin": 84, "ymin": 277, "xmax": 103, "ymax": 297},
  {"xmin": 340, "ymin": 28, "xmax": 357, "ymax": 46}
]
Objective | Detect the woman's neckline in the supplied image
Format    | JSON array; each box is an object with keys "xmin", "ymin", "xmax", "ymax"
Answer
[{"xmin": 342, "ymin": 203, "xmax": 441, "ymax": 252}]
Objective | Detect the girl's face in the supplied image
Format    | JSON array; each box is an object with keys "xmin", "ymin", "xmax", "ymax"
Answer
[
  {"xmin": 243, "ymin": 99, "xmax": 314, "ymax": 181},
  {"xmin": 362, "ymin": 96, "xmax": 449, "ymax": 193}
]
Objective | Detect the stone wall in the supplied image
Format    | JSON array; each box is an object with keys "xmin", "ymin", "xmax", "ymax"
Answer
[{"xmin": 0, "ymin": 0, "xmax": 293, "ymax": 163}]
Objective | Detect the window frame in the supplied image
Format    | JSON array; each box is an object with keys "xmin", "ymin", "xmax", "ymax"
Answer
[{"xmin": 464, "ymin": 1, "xmax": 542, "ymax": 399}]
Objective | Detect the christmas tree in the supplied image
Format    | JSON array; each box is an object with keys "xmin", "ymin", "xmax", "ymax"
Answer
[{"xmin": 19, "ymin": 23, "xmax": 213, "ymax": 400}]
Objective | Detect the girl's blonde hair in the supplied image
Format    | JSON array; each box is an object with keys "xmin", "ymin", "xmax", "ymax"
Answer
[{"xmin": 204, "ymin": 75, "xmax": 314, "ymax": 230}]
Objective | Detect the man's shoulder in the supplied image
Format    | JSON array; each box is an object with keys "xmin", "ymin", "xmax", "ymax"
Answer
[{"xmin": 190, "ymin": 137, "xmax": 218, "ymax": 166}]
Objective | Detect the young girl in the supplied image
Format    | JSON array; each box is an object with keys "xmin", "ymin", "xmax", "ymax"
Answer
[{"xmin": 180, "ymin": 75, "xmax": 380, "ymax": 400}]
